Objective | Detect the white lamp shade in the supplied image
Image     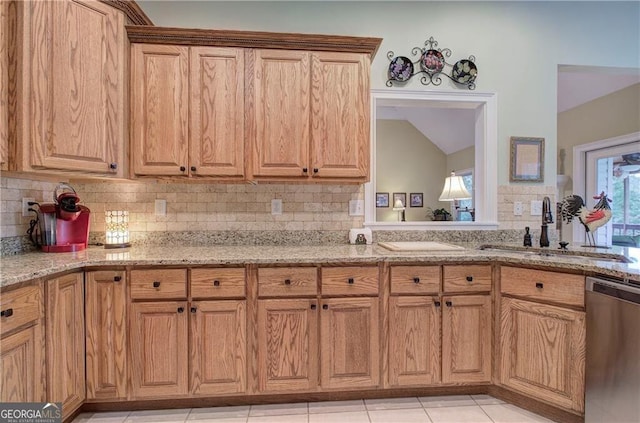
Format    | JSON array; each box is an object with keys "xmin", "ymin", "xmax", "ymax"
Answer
[
  {"xmin": 392, "ymin": 198, "xmax": 405, "ymax": 211},
  {"xmin": 439, "ymin": 172, "xmax": 471, "ymax": 201}
]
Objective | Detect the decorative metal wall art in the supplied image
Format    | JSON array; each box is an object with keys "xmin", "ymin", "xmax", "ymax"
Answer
[{"xmin": 387, "ymin": 37, "xmax": 477, "ymax": 89}]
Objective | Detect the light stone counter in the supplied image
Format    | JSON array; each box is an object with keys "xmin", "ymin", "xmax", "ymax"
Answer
[{"xmin": 1, "ymin": 244, "xmax": 639, "ymax": 289}]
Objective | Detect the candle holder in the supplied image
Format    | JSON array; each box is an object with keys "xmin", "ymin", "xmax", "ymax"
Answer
[{"xmin": 105, "ymin": 210, "xmax": 131, "ymax": 248}]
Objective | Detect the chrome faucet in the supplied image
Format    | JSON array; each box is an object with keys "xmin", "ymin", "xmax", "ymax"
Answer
[{"xmin": 540, "ymin": 196, "xmax": 553, "ymax": 247}]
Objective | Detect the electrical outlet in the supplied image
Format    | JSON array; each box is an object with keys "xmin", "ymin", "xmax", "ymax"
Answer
[
  {"xmin": 155, "ymin": 199, "xmax": 166, "ymax": 216},
  {"xmin": 513, "ymin": 201, "xmax": 523, "ymax": 216},
  {"xmin": 530, "ymin": 200, "xmax": 543, "ymax": 216},
  {"xmin": 349, "ymin": 199, "xmax": 364, "ymax": 216},
  {"xmin": 22, "ymin": 198, "xmax": 36, "ymax": 217},
  {"xmin": 271, "ymin": 199, "xmax": 282, "ymax": 215}
]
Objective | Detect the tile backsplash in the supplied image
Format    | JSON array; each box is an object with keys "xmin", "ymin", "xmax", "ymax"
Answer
[{"xmin": 1, "ymin": 175, "xmax": 556, "ymax": 254}]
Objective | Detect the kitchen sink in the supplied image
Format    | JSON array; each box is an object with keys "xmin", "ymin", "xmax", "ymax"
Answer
[{"xmin": 478, "ymin": 244, "xmax": 634, "ymax": 263}]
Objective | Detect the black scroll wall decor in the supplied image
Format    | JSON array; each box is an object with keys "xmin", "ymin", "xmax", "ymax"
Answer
[{"xmin": 387, "ymin": 37, "xmax": 477, "ymax": 90}]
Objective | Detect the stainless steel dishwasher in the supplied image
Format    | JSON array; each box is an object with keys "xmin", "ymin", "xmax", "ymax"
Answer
[{"xmin": 585, "ymin": 276, "xmax": 640, "ymax": 423}]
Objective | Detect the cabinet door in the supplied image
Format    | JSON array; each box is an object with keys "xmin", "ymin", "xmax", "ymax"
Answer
[
  {"xmin": 190, "ymin": 47, "xmax": 244, "ymax": 178},
  {"xmin": 46, "ymin": 273, "xmax": 85, "ymax": 420},
  {"xmin": 191, "ymin": 300, "xmax": 246, "ymax": 395},
  {"xmin": 389, "ymin": 296, "xmax": 440, "ymax": 386},
  {"xmin": 0, "ymin": 0, "xmax": 8, "ymax": 170},
  {"xmin": 442, "ymin": 295, "xmax": 491, "ymax": 384},
  {"xmin": 131, "ymin": 301, "xmax": 188, "ymax": 398},
  {"xmin": 85, "ymin": 271, "xmax": 127, "ymax": 400},
  {"xmin": 499, "ymin": 297, "xmax": 585, "ymax": 412},
  {"xmin": 27, "ymin": 0, "xmax": 125, "ymax": 175},
  {"xmin": 257, "ymin": 299, "xmax": 318, "ymax": 392},
  {"xmin": 320, "ymin": 297, "xmax": 379, "ymax": 389},
  {"xmin": 131, "ymin": 43, "xmax": 189, "ymax": 176},
  {"xmin": 310, "ymin": 52, "xmax": 369, "ymax": 180},
  {"xmin": 1, "ymin": 326, "xmax": 44, "ymax": 402},
  {"xmin": 249, "ymin": 49, "xmax": 310, "ymax": 178}
]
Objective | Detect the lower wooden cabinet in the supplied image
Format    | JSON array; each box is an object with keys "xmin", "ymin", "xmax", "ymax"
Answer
[
  {"xmin": 0, "ymin": 283, "xmax": 45, "ymax": 403},
  {"xmin": 257, "ymin": 299, "xmax": 318, "ymax": 392},
  {"xmin": 499, "ymin": 297, "xmax": 586, "ymax": 412},
  {"xmin": 191, "ymin": 300, "xmax": 246, "ymax": 395},
  {"xmin": 85, "ymin": 270, "xmax": 127, "ymax": 400},
  {"xmin": 388, "ymin": 296, "xmax": 440, "ymax": 386},
  {"xmin": 46, "ymin": 273, "xmax": 85, "ymax": 420},
  {"xmin": 130, "ymin": 301, "xmax": 189, "ymax": 398},
  {"xmin": 320, "ymin": 297, "xmax": 379, "ymax": 390},
  {"xmin": 442, "ymin": 295, "xmax": 492, "ymax": 384}
]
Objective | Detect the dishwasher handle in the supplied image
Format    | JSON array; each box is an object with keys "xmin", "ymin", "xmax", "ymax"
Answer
[{"xmin": 586, "ymin": 277, "xmax": 640, "ymax": 305}]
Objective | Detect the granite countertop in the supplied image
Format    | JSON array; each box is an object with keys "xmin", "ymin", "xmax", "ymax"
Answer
[{"xmin": 1, "ymin": 243, "xmax": 639, "ymax": 289}]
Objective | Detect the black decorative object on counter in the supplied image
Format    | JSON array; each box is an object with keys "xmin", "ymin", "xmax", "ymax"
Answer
[{"xmin": 386, "ymin": 36, "xmax": 477, "ymax": 89}]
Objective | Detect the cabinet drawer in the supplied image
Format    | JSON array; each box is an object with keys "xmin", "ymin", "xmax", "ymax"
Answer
[
  {"xmin": 258, "ymin": 267, "xmax": 317, "ymax": 297},
  {"xmin": 391, "ymin": 266, "xmax": 440, "ymax": 295},
  {"xmin": 443, "ymin": 265, "xmax": 492, "ymax": 293},
  {"xmin": 322, "ymin": 266, "xmax": 378, "ymax": 296},
  {"xmin": 130, "ymin": 269, "xmax": 187, "ymax": 300},
  {"xmin": 191, "ymin": 268, "xmax": 245, "ymax": 298},
  {"xmin": 501, "ymin": 266, "xmax": 585, "ymax": 307},
  {"xmin": 0, "ymin": 285, "xmax": 41, "ymax": 336}
]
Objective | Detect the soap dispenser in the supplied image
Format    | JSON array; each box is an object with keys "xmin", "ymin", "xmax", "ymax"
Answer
[{"xmin": 523, "ymin": 227, "xmax": 532, "ymax": 247}]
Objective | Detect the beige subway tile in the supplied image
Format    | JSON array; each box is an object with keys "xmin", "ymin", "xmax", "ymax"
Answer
[
  {"xmin": 246, "ymin": 222, "xmax": 267, "ymax": 231},
  {"xmin": 284, "ymin": 221, "xmax": 303, "ymax": 230},
  {"xmin": 303, "ymin": 221, "xmax": 323, "ymax": 230},
  {"xmin": 293, "ymin": 212, "xmax": 314, "ymax": 221},
  {"xmin": 187, "ymin": 202, "xmax": 208, "ymax": 213},
  {"xmin": 303, "ymin": 203, "xmax": 322, "ymax": 212},
  {"xmin": 146, "ymin": 221, "xmax": 167, "ymax": 231},
  {"xmin": 166, "ymin": 221, "xmax": 188, "ymax": 231}
]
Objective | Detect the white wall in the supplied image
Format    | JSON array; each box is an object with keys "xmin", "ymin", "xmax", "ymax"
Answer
[{"xmin": 138, "ymin": 0, "xmax": 640, "ymax": 188}]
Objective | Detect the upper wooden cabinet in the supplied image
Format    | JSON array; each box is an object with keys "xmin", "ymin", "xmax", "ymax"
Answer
[
  {"xmin": 0, "ymin": 1, "xmax": 9, "ymax": 171},
  {"xmin": 248, "ymin": 50, "xmax": 370, "ymax": 182},
  {"xmin": 13, "ymin": 0, "xmax": 126, "ymax": 176},
  {"xmin": 131, "ymin": 43, "xmax": 245, "ymax": 179}
]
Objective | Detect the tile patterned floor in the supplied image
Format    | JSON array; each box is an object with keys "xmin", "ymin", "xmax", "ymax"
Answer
[{"xmin": 72, "ymin": 395, "xmax": 555, "ymax": 423}]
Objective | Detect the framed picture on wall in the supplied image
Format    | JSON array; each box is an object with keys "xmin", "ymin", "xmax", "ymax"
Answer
[
  {"xmin": 510, "ymin": 136, "xmax": 544, "ymax": 182},
  {"xmin": 409, "ymin": 193, "xmax": 423, "ymax": 207},
  {"xmin": 392, "ymin": 192, "xmax": 406, "ymax": 208},
  {"xmin": 376, "ymin": 192, "xmax": 389, "ymax": 208}
]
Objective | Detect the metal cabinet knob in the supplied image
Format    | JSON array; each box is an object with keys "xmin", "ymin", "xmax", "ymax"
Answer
[
  {"xmin": 153, "ymin": 281, "xmax": 161, "ymax": 288},
  {"xmin": 180, "ymin": 166, "xmax": 186, "ymax": 172},
  {"xmin": 191, "ymin": 166, "xmax": 196, "ymax": 172},
  {"xmin": 109, "ymin": 163, "xmax": 118, "ymax": 170},
  {"xmin": 322, "ymin": 304, "xmax": 329, "ymax": 310},
  {"xmin": 190, "ymin": 307, "xmax": 197, "ymax": 313},
  {"xmin": 1, "ymin": 308, "xmax": 14, "ymax": 318},
  {"xmin": 284, "ymin": 279, "xmax": 291, "ymax": 285},
  {"xmin": 466, "ymin": 276, "xmax": 473, "ymax": 282},
  {"xmin": 311, "ymin": 304, "xmax": 317, "ymax": 310},
  {"xmin": 213, "ymin": 280, "xmax": 220, "ymax": 287},
  {"xmin": 313, "ymin": 168, "xmax": 319, "ymax": 174},
  {"xmin": 536, "ymin": 282, "xmax": 544, "ymax": 289},
  {"xmin": 413, "ymin": 277, "xmax": 420, "ymax": 284},
  {"xmin": 434, "ymin": 301, "xmax": 441, "ymax": 307},
  {"xmin": 302, "ymin": 167, "xmax": 308, "ymax": 173},
  {"xmin": 347, "ymin": 278, "xmax": 355, "ymax": 284},
  {"xmin": 177, "ymin": 307, "xmax": 184, "ymax": 313},
  {"xmin": 114, "ymin": 276, "xmax": 122, "ymax": 282},
  {"xmin": 445, "ymin": 301, "xmax": 452, "ymax": 307}
]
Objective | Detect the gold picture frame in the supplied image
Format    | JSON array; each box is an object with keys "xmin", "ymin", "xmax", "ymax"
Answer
[{"xmin": 510, "ymin": 137, "xmax": 544, "ymax": 182}]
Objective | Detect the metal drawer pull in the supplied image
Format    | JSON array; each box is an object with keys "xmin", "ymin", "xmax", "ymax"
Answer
[
  {"xmin": 177, "ymin": 307, "xmax": 184, "ymax": 313},
  {"xmin": 284, "ymin": 279, "xmax": 291, "ymax": 285},
  {"xmin": 322, "ymin": 304, "xmax": 329, "ymax": 310},
  {"xmin": 535, "ymin": 282, "xmax": 544, "ymax": 289},
  {"xmin": 310, "ymin": 304, "xmax": 317, "ymax": 310},
  {"xmin": 213, "ymin": 280, "xmax": 220, "ymax": 286},
  {"xmin": 434, "ymin": 301, "xmax": 441, "ymax": 307},
  {"xmin": 466, "ymin": 276, "xmax": 473, "ymax": 282},
  {"xmin": 413, "ymin": 277, "xmax": 420, "ymax": 284},
  {"xmin": 347, "ymin": 278, "xmax": 355, "ymax": 284},
  {"xmin": 152, "ymin": 281, "xmax": 161, "ymax": 288},
  {"xmin": 190, "ymin": 307, "xmax": 197, "ymax": 313},
  {"xmin": 114, "ymin": 276, "xmax": 122, "ymax": 282},
  {"xmin": 1, "ymin": 308, "xmax": 14, "ymax": 318},
  {"xmin": 445, "ymin": 301, "xmax": 453, "ymax": 307}
]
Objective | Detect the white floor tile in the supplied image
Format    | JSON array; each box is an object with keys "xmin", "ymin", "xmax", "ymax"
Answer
[
  {"xmin": 187, "ymin": 405, "xmax": 250, "ymax": 420},
  {"xmin": 471, "ymin": 395, "xmax": 505, "ymax": 405},
  {"xmin": 125, "ymin": 408, "xmax": 191, "ymax": 422},
  {"xmin": 88, "ymin": 411, "xmax": 131, "ymax": 422},
  {"xmin": 183, "ymin": 418, "xmax": 246, "ymax": 423},
  {"xmin": 308, "ymin": 399, "xmax": 366, "ymax": 414},
  {"xmin": 309, "ymin": 410, "xmax": 369, "ymax": 423},
  {"xmin": 481, "ymin": 404, "xmax": 555, "ymax": 423},
  {"xmin": 365, "ymin": 397, "xmax": 423, "ymax": 410},
  {"xmin": 426, "ymin": 405, "xmax": 492, "ymax": 423},
  {"xmin": 72, "ymin": 413, "xmax": 94, "ymax": 422},
  {"xmin": 368, "ymin": 408, "xmax": 431, "ymax": 423},
  {"xmin": 247, "ymin": 414, "xmax": 308, "ymax": 423},
  {"xmin": 419, "ymin": 395, "xmax": 476, "ymax": 408},
  {"xmin": 248, "ymin": 402, "xmax": 308, "ymax": 417}
]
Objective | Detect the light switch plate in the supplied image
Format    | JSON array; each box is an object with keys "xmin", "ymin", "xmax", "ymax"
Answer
[
  {"xmin": 513, "ymin": 201, "xmax": 523, "ymax": 216},
  {"xmin": 271, "ymin": 199, "xmax": 282, "ymax": 215},
  {"xmin": 349, "ymin": 200, "xmax": 364, "ymax": 216},
  {"xmin": 530, "ymin": 200, "xmax": 543, "ymax": 216},
  {"xmin": 155, "ymin": 199, "xmax": 166, "ymax": 216}
]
